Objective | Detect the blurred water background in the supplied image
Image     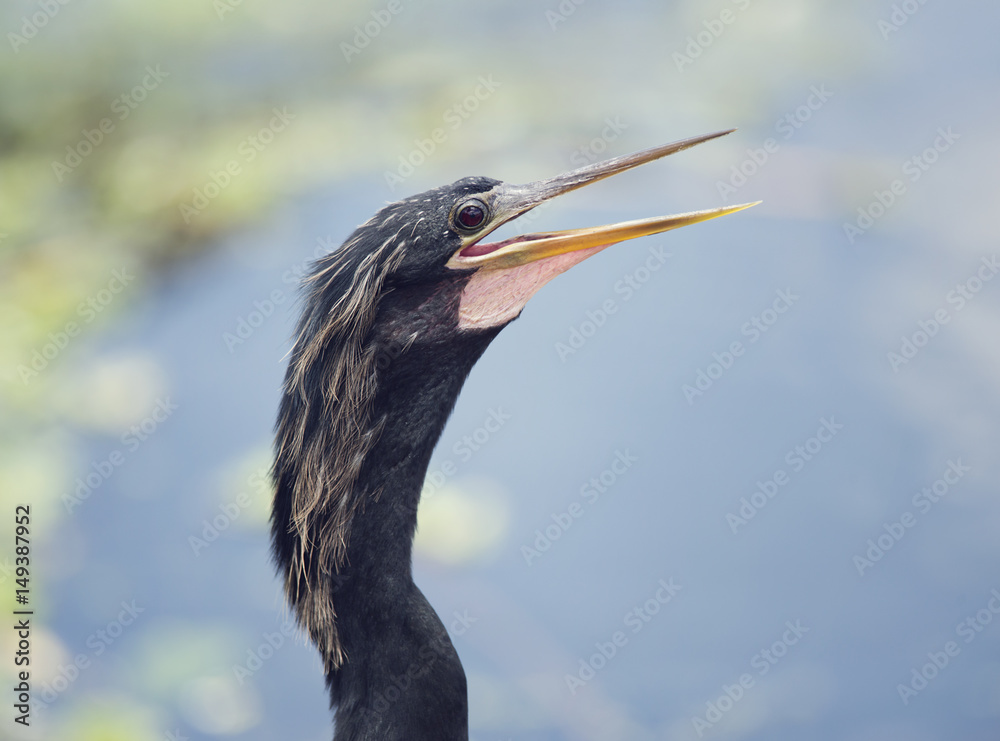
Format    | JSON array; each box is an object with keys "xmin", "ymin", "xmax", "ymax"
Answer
[{"xmin": 2, "ymin": 0, "xmax": 999, "ymax": 739}]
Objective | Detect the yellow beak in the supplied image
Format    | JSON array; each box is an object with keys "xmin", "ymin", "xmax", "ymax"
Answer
[{"xmin": 446, "ymin": 130, "xmax": 758, "ymax": 271}]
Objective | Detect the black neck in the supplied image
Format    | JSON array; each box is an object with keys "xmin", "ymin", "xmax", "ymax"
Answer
[{"xmin": 324, "ymin": 326, "xmax": 499, "ymax": 740}]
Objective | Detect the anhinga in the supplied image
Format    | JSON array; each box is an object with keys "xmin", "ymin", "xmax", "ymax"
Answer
[{"xmin": 271, "ymin": 130, "xmax": 754, "ymax": 739}]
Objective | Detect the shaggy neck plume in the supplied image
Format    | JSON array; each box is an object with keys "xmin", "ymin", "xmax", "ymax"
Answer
[{"xmin": 272, "ymin": 261, "xmax": 501, "ymax": 738}]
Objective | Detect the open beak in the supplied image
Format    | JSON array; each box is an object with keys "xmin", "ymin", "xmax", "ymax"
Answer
[{"xmin": 446, "ymin": 130, "xmax": 758, "ymax": 271}]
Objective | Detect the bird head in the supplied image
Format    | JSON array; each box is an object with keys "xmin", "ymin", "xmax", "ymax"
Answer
[
  {"xmin": 302, "ymin": 130, "xmax": 755, "ymax": 353},
  {"xmin": 273, "ymin": 130, "xmax": 755, "ymax": 671}
]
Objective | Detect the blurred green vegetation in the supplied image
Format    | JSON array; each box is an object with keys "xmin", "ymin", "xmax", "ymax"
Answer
[{"xmin": 0, "ymin": 0, "xmax": 874, "ymax": 421}]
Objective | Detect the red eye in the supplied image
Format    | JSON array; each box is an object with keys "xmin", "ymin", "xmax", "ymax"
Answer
[{"xmin": 455, "ymin": 201, "xmax": 487, "ymax": 230}]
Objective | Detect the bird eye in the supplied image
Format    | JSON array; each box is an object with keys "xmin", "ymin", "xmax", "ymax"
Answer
[{"xmin": 454, "ymin": 200, "xmax": 488, "ymax": 231}]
